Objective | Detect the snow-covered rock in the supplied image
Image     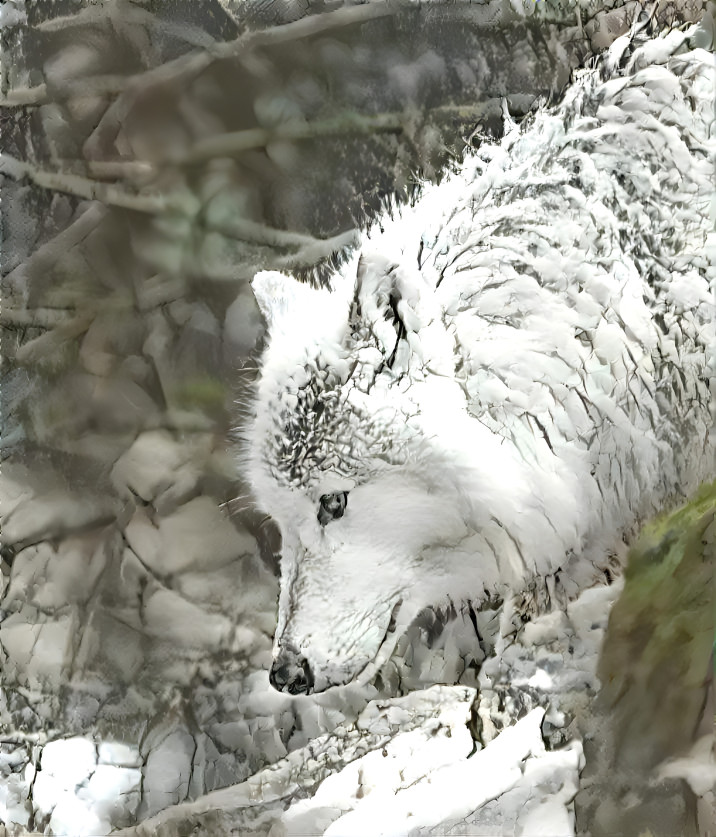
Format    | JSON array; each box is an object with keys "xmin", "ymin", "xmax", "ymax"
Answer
[
  {"xmin": 281, "ymin": 707, "xmax": 581, "ymax": 837},
  {"xmin": 15, "ymin": 736, "xmax": 141, "ymax": 836},
  {"xmin": 115, "ymin": 685, "xmax": 585, "ymax": 837},
  {"xmin": 140, "ymin": 727, "xmax": 196, "ymax": 818}
]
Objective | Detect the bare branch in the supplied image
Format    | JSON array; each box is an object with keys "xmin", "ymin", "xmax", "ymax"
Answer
[
  {"xmin": 210, "ymin": 217, "xmax": 359, "ymax": 253},
  {"xmin": 184, "ymin": 112, "xmax": 404, "ymax": 163},
  {"xmin": 2, "ymin": 94, "xmax": 486, "ymax": 220},
  {"xmin": 184, "ymin": 103, "xmax": 491, "ymax": 163},
  {"xmin": 35, "ymin": 0, "xmax": 218, "ymax": 52},
  {"xmin": 1, "ymin": 153, "xmax": 175, "ymax": 214},
  {"xmin": 11, "ymin": 312, "xmax": 96, "ymax": 365},
  {"xmin": 2, "ymin": 203, "xmax": 108, "ymax": 296},
  {"xmin": 0, "ymin": 84, "xmax": 48, "ymax": 107},
  {"xmin": 82, "ymin": 2, "xmax": 396, "ymax": 159},
  {"xmin": 0, "ymin": 153, "xmax": 356, "ymax": 264},
  {"xmin": 0, "ymin": 309, "xmax": 79, "ymax": 328},
  {"xmin": 211, "ymin": 1, "xmax": 395, "ymax": 58},
  {"xmin": 85, "ymin": 160, "xmax": 157, "ymax": 181}
]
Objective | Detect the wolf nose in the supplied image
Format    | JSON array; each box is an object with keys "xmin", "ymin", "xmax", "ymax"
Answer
[{"xmin": 269, "ymin": 647, "xmax": 314, "ymax": 695}]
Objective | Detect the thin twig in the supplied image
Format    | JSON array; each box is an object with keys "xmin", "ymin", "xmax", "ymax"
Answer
[
  {"xmin": 184, "ymin": 112, "xmax": 404, "ymax": 163},
  {"xmin": 209, "ymin": 217, "xmax": 359, "ymax": 252},
  {"xmin": 212, "ymin": 1, "xmax": 395, "ymax": 58},
  {"xmin": 0, "ymin": 84, "xmax": 48, "ymax": 107},
  {"xmin": 86, "ymin": 159, "xmax": 157, "ymax": 180},
  {"xmin": 185, "ymin": 103, "xmax": 490, "ymax": 163},
  {"xmin": 0, "ymin": 76, "xmax": 141, "ymax": 107},
  {"xmin": 12, "ymin": 312, "xmax": 96, "ymax": 365},
  {"xmin": 0, "ymin": 309, "xmax": 78, "ymax": 328},
  {"xmin": 0, "ymin": 151, "xmax": 357, "ymax": 259},
  {"xmin": 1, "ymin": 153, "xmax": 175, "ymax": 214},
  {"xmin": 2, "ymin": 202, "xmax": 108, "ymax": 291},
  {"xmin": 0, "ymin": 152, "xmax": 358, "ymax": 258},
  {"xmin": 35, "ymin": 0, "xmax": 218, "ymax": 53}
]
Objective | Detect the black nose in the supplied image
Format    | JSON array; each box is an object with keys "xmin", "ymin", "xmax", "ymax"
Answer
[{"xmin": 269, "ymin": 647, "xmax": 314, "ymax": 695}]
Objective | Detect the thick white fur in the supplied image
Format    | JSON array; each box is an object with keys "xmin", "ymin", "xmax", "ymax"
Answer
[{"xmin": 247, "ymin": 25, "xmax": 715, "ymax": 692}]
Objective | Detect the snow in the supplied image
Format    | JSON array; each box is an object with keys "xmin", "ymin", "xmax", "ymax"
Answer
[
  {"xmin": 104, "ymin": 559, "xmax": 622, "ymax": 837},
  {"xmin": 658, "ymin": 735, "xmax": 716, "ymax": 797},
  {"xmin": 0, "ymin": 770, "xmax": 32, "ymax": 829},
  {"xmin": 320, "ymin": 710, "xmax": 579, "ymax": 837},
  {"xmin": 48, "ymin": 793, "xmax": 108, "ymax": 837},
  {"xmin": 98, "ymin": 741, "xmax": 143, "ymax": 768},
  {"xmin": 17, "ymin": 736, "xmax": 142, "ymax": 836},
  {"xmin": 40, "ymin": 737, "xmax": 96, "ymax": 786},
  {"xmin": 117, "ymin": 683, "xmax": 586, "ymax": 837},
  {"xmin": 0, "ymin": 519, "xmax": 707, "ymax": 837}
]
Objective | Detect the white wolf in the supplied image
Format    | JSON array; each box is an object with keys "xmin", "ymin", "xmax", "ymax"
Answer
[{"xmin": 246, "ymin": 23, "xmax": 714, "ymax": 694}]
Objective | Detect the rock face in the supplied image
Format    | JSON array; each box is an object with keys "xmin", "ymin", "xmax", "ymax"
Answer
[{"xmin": 0, "ymin": 1, "xmax": 712, "ymax": 836}]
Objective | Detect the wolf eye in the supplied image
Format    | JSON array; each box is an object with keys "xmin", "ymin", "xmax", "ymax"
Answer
[{"xmin": 317, "ymin": 491, "xmax": 348, "ymax": 526}]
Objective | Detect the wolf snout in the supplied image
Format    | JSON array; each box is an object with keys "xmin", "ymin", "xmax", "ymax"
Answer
[{"xmin": 269, "ymin": 644, "xmax": 314, "ymax": 695}]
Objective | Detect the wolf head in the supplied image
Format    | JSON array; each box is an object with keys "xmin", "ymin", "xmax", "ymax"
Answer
[
  {"xmin": 246, "ymin": 243, "xmax": 600, "ymax": 694},
  {"xmin": 246, "ymin": 251, "xmax": 496, "ymax": 693}
]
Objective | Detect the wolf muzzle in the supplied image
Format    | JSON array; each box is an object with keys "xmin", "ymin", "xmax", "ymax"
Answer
[{"xmin": 269, "ymin": 643, "xmax": 314, "ymax": 695}]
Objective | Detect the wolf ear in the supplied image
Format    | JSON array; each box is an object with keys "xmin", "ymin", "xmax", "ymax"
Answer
[
  {"xmin": 350, "ymin": 253, "xmax": 423, "ymax": 371},
  {"xmin": 252, "ymin": 271, "xmax": 307, "ymax": 331}
]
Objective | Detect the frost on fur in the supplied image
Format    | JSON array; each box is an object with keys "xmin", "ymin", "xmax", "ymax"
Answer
[{"xmin": 246, "ymin": 26, "xmax": 715, "ymax": 694}]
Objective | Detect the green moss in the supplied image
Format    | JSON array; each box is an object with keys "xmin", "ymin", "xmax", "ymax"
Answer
[
  {"xmin": 171, "ymin": 377, "xmax": 226, "ymax": 413},
  {"xmin": 598, "ymin": 481, "xmax": 715, "ymax": 768}
]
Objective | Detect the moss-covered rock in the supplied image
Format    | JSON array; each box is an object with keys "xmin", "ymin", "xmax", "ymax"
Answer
[{"xmin": 598, "ymin": 481, "xmax": 715, "ymax": 770}]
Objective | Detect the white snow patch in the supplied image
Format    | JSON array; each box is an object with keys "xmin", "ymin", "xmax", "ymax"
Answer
[
  {"xmin": 658, "ymin": 735, "xmax": 716, "ymax": 797},
  {"xmin": 0, "ymin": 770, "xmax": 31, "ymax": 828},
  {"xmin": 40, "ymin": 737, "xmax": 96, "ymax": 788},
  {"xmin": 48, "ymin": 793, "xmax": 108, "ymax": 837},
  {"xmin": 277, "ymin": 706, "xmax": 582, "ymax": 837},
  {"xmin": 20, "ymin": 738, "xmax": 143, "ymax": 836},
  {"xmin": 98, "ymin": 741, "xmax": 142, "ymax": 768}
]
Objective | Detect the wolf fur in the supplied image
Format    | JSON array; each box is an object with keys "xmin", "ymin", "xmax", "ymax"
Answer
[{"xmin": 246, "ymin": 22, "xmax": 715, "ymax": 694}]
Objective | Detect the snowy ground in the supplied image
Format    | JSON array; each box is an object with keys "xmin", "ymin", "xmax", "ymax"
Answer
[
  {"xmin": 0, "ymin": 578, "xmax": 619, "ymax": 837},
  {"xmin": 4, "ymin": 564, "xmax": 708, "ymax": 836}
]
